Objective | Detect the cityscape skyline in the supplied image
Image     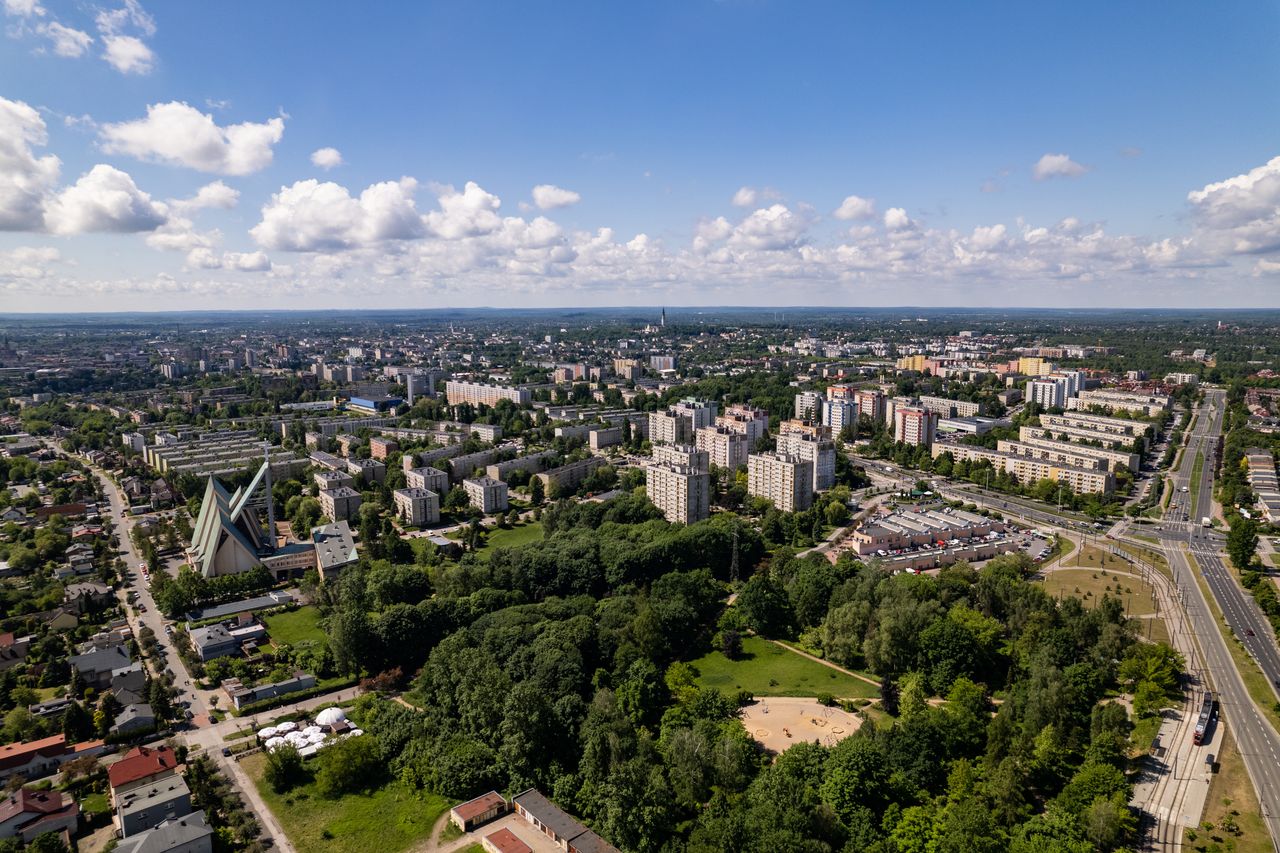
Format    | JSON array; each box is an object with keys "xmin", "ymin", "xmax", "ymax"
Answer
[{"xmin": 1, "ymin": 1, "xmax": 1279, "ymax": 310}]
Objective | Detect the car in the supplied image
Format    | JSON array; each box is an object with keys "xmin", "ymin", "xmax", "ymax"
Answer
[
  {"xmin": 221, "ymin": 747, "xmax": 231, "ymax": 757},
  {"xmin": 1247, "ymin": 628, "xmax": 1256, "ymax": 637}
]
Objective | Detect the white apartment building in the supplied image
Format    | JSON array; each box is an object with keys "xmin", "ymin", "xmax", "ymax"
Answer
[
  {"xmin": 1026, "ymin": 377, "xmax": 1068, "ymax": 409},
  {"xmin": 1068, "ymin": 389, "xmax": 1170, "ymax": 417},
  {"xmin": 1001, "ymin": 437, "xmax": 1140, "ymax": 472},
  {"xmin": 794, "ymin": 391, "xmax": 823, "ymax": 421},
  {"xmin": 1039, "ymin": 412, "xmax": 1149, "ymax": 437},
  {"xmin": 933, "ymin": 444, "xmax": 1114, "ymax": 494},
  {"xmin": 463, "ymin": 477, "xmax": 509, "ymax": 514},
  {"xmin": 405, "ymin": 466, "xmax": 450, "ymax": 494},
  {"xmin": 653, "ymin": 443, "xmax": 710, "ymax": 470},
  {"xmin": 893, "ymin": 406, "xmax": 938, "ymax": 448},
  {"xmin": 824, "ymin": 399, "xmax": 858, "ymax": 435},
  {"xmin": 747, "ymin": 452, "xmax": 814, "ymax": 512},
  {"xmin": 444, "ymin": 380, "xmax": 532, "ymax": 407},
  {"xmin": 645, "ymin": 462, "xmax": 711, "ymax": 524},
  {"xmin": 695, "ymin": 426, "xmax": 750, "ymax": 470},
  {"xmin": 393, "ymin": 487, "xmax": 440, "ymax": 526},
  {"xmin": 649, "ymin": 409, "xmax": 693, "ymax": 445},
  {"xmin": 674, "ymin": 398, "xmax": 718, "ymax": 430},
  {"xmin": 777, "ymin": 431, "xmax": 835, "ymax": 492}
]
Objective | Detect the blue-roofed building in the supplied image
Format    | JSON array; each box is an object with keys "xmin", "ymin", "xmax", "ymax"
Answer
[{"xmin": 347, "ymin": 395, "xmax": 403, "ymax": 415}]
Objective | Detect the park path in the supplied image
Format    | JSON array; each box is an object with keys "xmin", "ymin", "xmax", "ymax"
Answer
[{"xmin": 768, "ymin": 639, "xmax": 881, "ymax": 688}]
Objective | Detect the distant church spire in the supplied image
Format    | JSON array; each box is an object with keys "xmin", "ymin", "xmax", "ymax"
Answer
[{"xmin": 661, "ymin": 307, "xmax": 666, "ymax": 327}]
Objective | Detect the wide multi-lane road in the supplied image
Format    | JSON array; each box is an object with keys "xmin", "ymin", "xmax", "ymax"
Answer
[{"xmin": 1158, "ymin": 389, "xmax": 1280, "ymax": 847}]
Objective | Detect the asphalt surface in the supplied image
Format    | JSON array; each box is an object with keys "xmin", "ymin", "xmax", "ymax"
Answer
[{"xmin": 1156, "ymin": 390, "xmax": 1280, "ymax": 847}]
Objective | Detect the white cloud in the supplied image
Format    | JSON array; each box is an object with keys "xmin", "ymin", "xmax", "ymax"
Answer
[
  {"xmin": 531, "ymin": 184, "xmax": 580, "ymax": 210},
  {"xmin": 44, "ymin": 164, "xmax": 168, "ymax": 234},
  {"xmin": 3, "ymin": 0, "xmax": 44, "ymax": 16},
  {"xmin": 1187, "ymin": 155, "xmax": 1280, "ymax": 255},
  {"xmin": 180, "ymin": 180, "xmax": 239, "ymax": 211},
  {"xmin": 883, "ymin": 207, "xmax": 914, "ymax": 231},
  {"xmin": 145, "ymin": 215, "xmax": 217, "ymax": 252},
  {"xmin": 251, "ymin": 177, "xmax": 426, "ymax": 251},
  {"xmin": 732, "ymin": 187, "xmax": 757, "ymax": 207},
  {"xmin": 425, "ymin": 181, "xmax": 502, "ymax": 239},
  {"xmin": 729, "ymin": 204, "xmax": 809, "ymax": 251},
  {"xmin": 38, "ymin": 21, "xmax": 91, "ymax": 56},
  {"xmin": 310, "ymin": 147, "xmax": 343, "ymax": 170},
  {"xmin": 100, "ymin": 102, "xmax": 285, "ymax": 175},
  {"xmin": 1033, "ymin": 153, "xmax": 1089, "ymax": 181},
  {"xmin": 0, "ymin": 95, "xmax": 62, "ymax": 231},
  {"xmin": 187, "ymin": 247, "xmax": 271, "ymax": 272},
  {"xmin": 833, "ymin": 194, "xmax": 875, "ymax": 221},
  {"xmin": 101, "ymin": 35, "xmax": 152, "ymax": 73},
  {"xmin": 0, "ymin": 245, "xmax": 58, "ymax": 280}
]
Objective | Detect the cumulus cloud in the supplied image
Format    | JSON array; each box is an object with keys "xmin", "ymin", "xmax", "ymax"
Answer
[
  {"xmin": 180, "ymin": 180, "xmax": 239, "ymax": 211},
  {"xmin": 1187, "ymin": 155, "xmax": 1280, "ymax": 255},
  {"xmin": 44, "ymin": 164, "xmax": 168, "ymax": 234},
  {"xmin": 883, "ymin": 207, "xmax": 914, "ymax": 231},
  {"xmin": 310, "ymin": 147, "xmax": 343, "ymax": 170},
  {"xmin": 531, "ymin": 183, "xmax": 580, "ymax": 210},
  {"xmin": 251, "ymin": 177, "xmax": 427, "ymax": 251},
  {"xmin": 1033, "ymin": 153, "xmax": 1089, "ymax": 181},
  {"xmin": 729, "ymin": 204, "xmax": 809, "ymax": 251},
  {"xmin": 38, "ymin": 21, "xmax": 92, "ymax": 56},
  {"xmin": 0, "ymin": 95, "xmax": 62, "ymax": 231},
  {"xmin": 95, "ymin": 0, "xmax": 155, "ymax": 74},
  {"xmin": 833, "ymin": 194, "xmax": 875, "ymax": 221},
  {"xmin": 732, "ymin": 187, "xmax": 758, "ymax": 207},
  {"xmin": 425, "ymin": 181, "xmax": 502, "ymax": 239},
  {"xmin": 100, "ymin": 102, "xmax": 284, "ymax": 175}
]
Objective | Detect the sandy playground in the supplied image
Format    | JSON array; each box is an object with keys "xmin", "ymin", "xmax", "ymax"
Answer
[{"xmin": 740, "ymin": 696, "xmax": 864, "ymax": 754}]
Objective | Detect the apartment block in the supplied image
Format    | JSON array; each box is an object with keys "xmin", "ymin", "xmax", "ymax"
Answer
[
  {"xmin": 653, "ymin": 443, "xmax": 709, "ymax": 470},
  {"xmin": 893, "ymin": 406, "xmax": 938, "ymax": 448},
  {"xmin": 319, "ymin": 486, "xmax": 362, "ymax": 522},
  {"xmin": 1007, "ymin": 435, "xmax": 1140, "ymax": 471},
  {"xmin": 1067, "ymin": 389, "xmax": 1170, "ymax": 417},
  {"xmin": 933, "ymin": 444, "xmax": 1114, "ymax": 493},
  {"xmin": 794, "ymin": 391, "xmax": 823, "ymax": 421},
  {"xmin": 444, "ymin": 380, "xmax": 532, "ymax": 407},
  {"xmin": 917, "ymin": 395, "xmax": 982, "ymax": 418},
  {"xmin": 345, "ymin": 457, "xmax": 386, "ymax": 485},
  {"xmin": 405, "ymin": 466, "xmax": 450, "ymax": 494},
  {"xmin": 777, "ymin": 430, "xmax": 836, "ymax": 492},
  {"xmin": 463, "ymin": 477, "xmax": 509, "ymax": 514},
  {"xmin": 368, "ymin": 436, "xmax": 399, "ymax": 460},
  {"xmin": 1019, "ymin": 425, "xmax": 1133, "ymax": 450},
  {"xmin": 393, "ymin": 487, "xmax": 440, "ymax": 526},
  {"xmin": 649, "ymin": 409, "xmax": 693, "ymax": 445},
  {"xmin": 1039, "ymin": 412, "xmax": 1149, "ymax": 438},
  {"xmin": 695, "ymin": 425, "xmax": 750, "ymax": 470},
  {"xmin": 314, "ymin": 469, "xmax": 355, "ymax": 491},
  {"xmin": 715, "ymin": 404, "xmax": 770, "ymax": 447},
  {"xmin": 853, "ymin": 389, "xmax": 885, "ymax": 423},
  {"xmin": 645, "ymin": 462, "xmax": 710, "ymax": 524},
  {"xmin": 824, "ymin": 399, "xmax": 858, "ymax": 435},
  {"xmin": 535, "ymin": 457, "xmax": 606, "ymax": 494},
  {"xmin": 747, "ymin": 452, "xmax": 814, "ymax": 512}
]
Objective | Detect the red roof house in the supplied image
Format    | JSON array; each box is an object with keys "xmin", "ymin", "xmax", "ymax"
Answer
[{"xmin": 0, "ymin": 788, "xmax": 79, "ymax": 843}]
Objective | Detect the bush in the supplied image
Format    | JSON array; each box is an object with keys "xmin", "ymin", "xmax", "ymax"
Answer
[{"xmin": 263, "ymin": 744, "xmax": 305, "ymax": 793}]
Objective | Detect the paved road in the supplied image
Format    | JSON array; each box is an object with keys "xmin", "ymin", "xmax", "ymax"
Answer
[{"xmin": 1157, "ymin": 391, "xmax": 1280, "ymax": 848}]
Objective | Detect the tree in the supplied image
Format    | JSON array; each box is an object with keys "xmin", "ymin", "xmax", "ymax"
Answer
[
  {"xmin": 1227, "ymin": 515, "xmax": 1258, "ymax": 571},
  {"xmin": 737, "ymin": 572, "xmax": 794, "ymax": 637},
  {"xmin": 529, "ymin": 476, "xmax": 545, "ymax": 506},
  {"xmin": 61, "ymin": 701, "xmax": 92, "ymax": 742},
  {"xmin": 263, "ymin": 743, "xmax": 305, "ymax": 793},
  {"xmin": 314, "ymin": 735, "xmax": 383, "ymax": 797}
]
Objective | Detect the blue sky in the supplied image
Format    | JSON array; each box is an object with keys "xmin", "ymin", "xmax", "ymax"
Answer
[{"xmin": 2, "ymin": 0, "xmax": 1279, "ymax": 310}]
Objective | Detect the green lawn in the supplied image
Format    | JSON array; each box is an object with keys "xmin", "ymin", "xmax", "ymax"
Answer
[
  {"xmin": 475, "ymin": 522, "xmax": 544, "ymax": 558},
  {"xmin": 80, "ymin": 792, "xmax": 110, "ymax": 816},
  {"xmin": 1189, "ymin": 451, "xmax": 1204, "ymax": 518},
  {"xmin": 689, "ymin": 636, "xmax": 879, "ymax": 699},
  {"xmin": 241, "ymin": 753, "xmax": 448, "ymax": 853},
  {"xmin": 265, "ymin": 607, "xmax": 326, "ymax": 647}
]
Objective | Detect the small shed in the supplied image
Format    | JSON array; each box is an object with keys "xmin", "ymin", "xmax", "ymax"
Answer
[{"xmin": 450, "ymin": 791, "xmax": 509, "ymax": 832}]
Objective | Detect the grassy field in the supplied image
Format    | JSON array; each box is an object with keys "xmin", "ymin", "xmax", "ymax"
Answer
[
  {"xmin": 1042, "ymin": 567, "xmax": 1159, "ymax": 617},
  {"xmin": 689, "ymin": 636, "xmax": 879, "ymax": 699},
  {"xmin": 1185, "ymin": 551, "xmax": 1280, "ymax": 732},
  {"xmin": 1190, "ymin": 451, "xmax": 1204, "ymax": 518},
  {"xmin": 1117, "ymin": 541, "xmax": 1172, "ymax": 580},
  {"xmin": 1066, "ymin": 543, "xmax": 1128, "ymax": 570},
  {"xmin": 241, "ymin": 753, "xmax": 448, "ymax": 853},
  {"xmin": 475, "ymin": 522, "xmax": 543, "ymax": 557},
  {"xmin": 1188, "ymin": 729, "xmax": 1272, "ymax": 853},
  {"xmin": 80, "ymin": 792, "xmax": 109, "ymax": 816},
  {"xmin": 265, "ymin": 607, "xmax": 327, "ymax": 647}
]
